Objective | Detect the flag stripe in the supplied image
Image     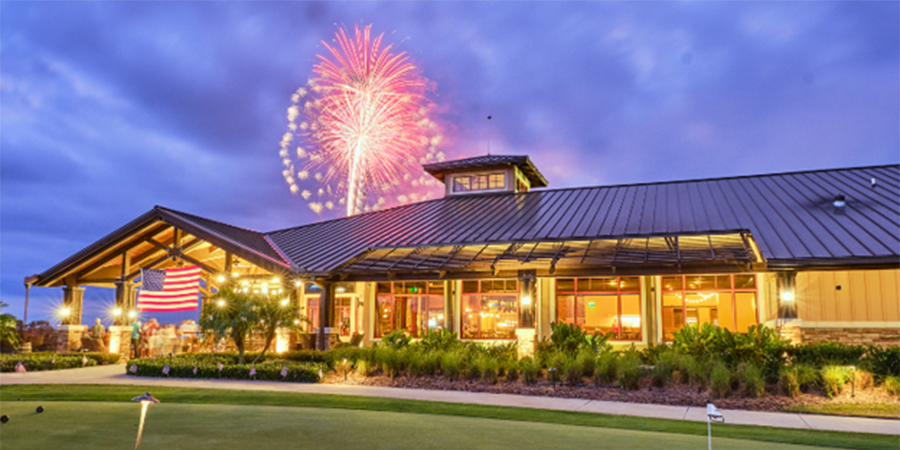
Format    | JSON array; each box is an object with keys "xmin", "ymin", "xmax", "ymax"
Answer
[{"xmin": 137, "ymin": 266, "xmax": 202, "ymax": 312}]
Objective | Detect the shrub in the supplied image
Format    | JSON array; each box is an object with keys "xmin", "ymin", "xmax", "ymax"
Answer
[
  {"xmin": 283, "ymin": 350, "xmax": 331, "ymax": 364},
  {"xmin": 789, "ymin": 341, "xmax": 865, "ymax": 368},
  {"xmin": 406, "ymin": 349, "xmax": 426, "ymax": 378},
  {"xmin": 855, "ymin": 370, "xmax": 874, "ymax": 390},
  {"xmin": 479, "ymin": 355, "xmax": 499, "ymax": 385},
  {"xmin": 127, "ymin": 356, "xmax": 322, "ymax": 382},
  {"xmin": 422, "ymin": 350, "xmax": 441, "ymax": 376},
  {"xmin": 520, "ymin": 357, "xmax": 541, "ymax": 385},
  {"xmin": 710, "ymin": 362, "xmax": 732, "ymax": 398},
  {"xmin": 465, "ymin": 356, "xmax": 483, "ymax": 380},
  {"xmin": 861, "ymin": 345, "xmax": 900, "ymax": 381},
  {"xmin": 576, "ymin": 349, "xmax": 596, "ymax": 378},
  {"xmin": 548, "ymin": 321, "xmax": 611, "ymax": 355},
  {"xmin": 737, "ymin": 363, "xmax": 765, "ymax": 398},
  {"xmin": 650, "ymin": 351, "xmax": 675, "ymax": 388},
  {"xmin": 441, "ymin": 350, "xmax": 463, "ymax": 381},
  {"xmin": 684, "ymin": 355, "xmax": 710, "ymax": 388},
  {"xmin": 381, "ymin": 330, "xmax": 411, "ymax": 349},
  {"xmin": 883, "ymin": 376, "xmax": 900, "ymax": 396},
  {"xmin": 794, "ymin": 363, "xmax": 820, "ymax": 392},
  {"xmin": 418, "ymin": 329, "xmax": 461, "ymax": 352},
  {"xmin": 504, "ymin": 359, "xmax": 519, "ymax": 382},
  {"xmin": 334, "ymin": 357, "xmax": 353, "ymax": 380},
  {"xmin": 778, "ymin": 370, "xmax": 800, "ymax": 397},
  {"xmin": 356, "ymin": 358, "xmax": 371, "ymax": 377},
  {"xmin": 594, "ymin": 352, "xmax": 618, "ymax": 385},
  {"xmin": 562, "ymin": 357, "xmax": 584, "ymax": 386},
  {"xmin": 375, "ymin": 346, "xmax": 402, "ymax": 378},
  {"xmin": 618, "ymin": 352, "xmax": 642, "ymax": 390},
  {"xmin": 822, "ymin": 365, "xmax": 852, "ymax": 398}
]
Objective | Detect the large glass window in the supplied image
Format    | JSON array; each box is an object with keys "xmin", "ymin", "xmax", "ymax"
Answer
[
  {"xmin": 375, "ymin": 281, "xmax": 445, "ymax": 338},
  {"xmin": 452, "ymin": 172, "xmax": 506, "ymax": 192},
  {"xmin": 661, "ymin": 274, "xmax": 758, "ymax": 340},
  {"xmin": 555, "ymin": 277, "xmax": 642, "ymax": 341},
  {"xmin": 304, "ymin": 282, "xmax": 358, "ymax": 336},
  {"xmin": 461, "ymin": 279, "xmax": 518, "ymax": 339}
]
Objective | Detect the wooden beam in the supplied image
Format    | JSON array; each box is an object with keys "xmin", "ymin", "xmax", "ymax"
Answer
[{"xmin": 75, "ymin": 224, "xmax": 170, "ymax": 279}]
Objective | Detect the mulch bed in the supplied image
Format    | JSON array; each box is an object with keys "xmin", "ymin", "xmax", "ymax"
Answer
[{"xmin": 322, "ymin": 373, "xmax": 899, "ymax": 413}]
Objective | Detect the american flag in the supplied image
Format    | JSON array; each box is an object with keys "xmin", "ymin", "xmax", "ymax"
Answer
[{"xmin": 137, "ymin": 266, "xmax": 202, "ymax": 311}]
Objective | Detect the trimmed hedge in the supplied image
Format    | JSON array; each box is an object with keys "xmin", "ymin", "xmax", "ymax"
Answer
[
  {"xmin": 0, "ymin": 352, "xmax": 120, "ymax": 372},
  {"xmin": 126, "ymin": 355, "xmax": 325, "ymax": 383}
]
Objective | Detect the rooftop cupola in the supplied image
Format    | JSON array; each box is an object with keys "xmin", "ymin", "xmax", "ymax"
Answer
[{"xmin": 422, "ymin": 154, "xmax": 548, "ymax": 197}]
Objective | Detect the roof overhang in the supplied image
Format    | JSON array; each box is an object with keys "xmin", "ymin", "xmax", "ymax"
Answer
[
  {"xmin": 32, "ymin": 207, "xmax": 292, "ymax": 288},
  {"xmin": 328, "ymin": 231, "xmax": 764, "ymax": 281}
]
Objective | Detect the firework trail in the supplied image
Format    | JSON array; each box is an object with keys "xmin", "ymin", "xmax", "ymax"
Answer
[{"xmin": 280, "ymin": 25, "xmax": 444, "ymax": 216}]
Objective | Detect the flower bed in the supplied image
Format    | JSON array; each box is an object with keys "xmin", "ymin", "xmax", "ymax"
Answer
[
  {"xmin": 126, "ymin": 354, "xmax": 326, "ymax": 383},
  {"xmin": 0, "ymin": 352, "xmax": 121, "ymax": 372}
]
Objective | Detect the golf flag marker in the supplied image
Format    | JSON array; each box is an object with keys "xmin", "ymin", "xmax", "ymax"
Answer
[{"xmin": 707, "ymin": 402, "xmax": 724, "ymax": 450}]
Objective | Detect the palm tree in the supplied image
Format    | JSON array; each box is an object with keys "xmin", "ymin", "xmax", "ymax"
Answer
[
  {"xmin": 200, "ymin": 285, "xmax": 304, "ymax": 364},
  {"xmin": 0, "ymin": 301, "xmax": 22, "ymax": 351}
]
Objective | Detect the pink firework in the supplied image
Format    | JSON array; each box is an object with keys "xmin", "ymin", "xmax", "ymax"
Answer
[{"xmin": 280, "ymin": 25, "xmax": 443, "ymax": 216}]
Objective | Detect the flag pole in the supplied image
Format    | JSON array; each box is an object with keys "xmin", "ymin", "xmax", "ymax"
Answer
[{"xmin": 708, "ymin": 413, "xmax": 711, "ymax": 450}]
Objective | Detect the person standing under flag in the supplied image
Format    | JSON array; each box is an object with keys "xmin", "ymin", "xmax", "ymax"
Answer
[{"xmin": 137, "ymin": 266, "xmax": 202, "ymax": 312}]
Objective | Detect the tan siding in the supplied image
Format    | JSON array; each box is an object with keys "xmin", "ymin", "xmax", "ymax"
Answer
[
  {"xmin": 881, "ymin": 270, "xmax": 900, "ymax": 322},
  {"xmin": 799, "ymin": 272, "xmax": 820, "ymax": 321},
  {"xmin": 820, "ymin": 271, "xmax": 837, "ymax": 321},
  {"xmin": 848, "ymin": 271, "xmax": 868, "ymax": 322},
  {"xmin": 865, "ymin": 271, "xmax": 884, "ymax": 321},
  {"xmin": 796, "ymin": 269, "xmax": 899, "ymax": 323}
]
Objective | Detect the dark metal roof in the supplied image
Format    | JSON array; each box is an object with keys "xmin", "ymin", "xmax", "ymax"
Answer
[
  {"xmin": 422, "ymin": 154, "xmax": 549, "ymax": 188},
  {"xmin": 35, "ymin": 164, "xmax": 900, "ymax": 285},
  {"xmin": 267, "ymin": 164, "xmax": 900, "ymax": 274},
  {"xmin": 157, "ymin": 207, "xmax": 288, "ymax": 265},
  {"xmin": 34, "ymin": 206, "xmax": 290, "ymax": 287}
]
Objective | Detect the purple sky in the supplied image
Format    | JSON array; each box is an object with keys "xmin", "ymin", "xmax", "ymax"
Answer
[{"xmin": 2, "ymin": 2, "xmax": 898, "ymax": 324}]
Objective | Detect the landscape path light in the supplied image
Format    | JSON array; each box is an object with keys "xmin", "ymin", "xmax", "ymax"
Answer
[{"xmin": 132, "ymin": 392, "xmax": 160, "ymax": 450}]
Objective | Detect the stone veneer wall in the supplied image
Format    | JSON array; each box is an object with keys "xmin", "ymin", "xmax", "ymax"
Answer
[{"xmin": 801, "ymin": 328, "xmax": 900, "ymax": 347}]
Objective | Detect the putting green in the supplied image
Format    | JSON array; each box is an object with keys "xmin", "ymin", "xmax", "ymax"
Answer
[{"xmin": 1, "ymin": 401, "xmax": 829, "ymax": 450}]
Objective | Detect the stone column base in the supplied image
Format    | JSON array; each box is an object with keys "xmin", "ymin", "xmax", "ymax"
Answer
[
  {"xmin": 108, "ymin": 325, "xmax": 131, "ymax": 361},
  {"xmin": 275, "ymin": 327, "xmax": 293, "ymax": 354},
  {"xmin": 778, "ymin": 319, "xmax": 803, "ymax": 345},
  {"xmin": 316, "ymin": 327, "xmax": 341, "ymax": 351},
  {"xmin": 516, "ymin": 328, "xmax": 537, "ymax": 359},
  {"xmin": 56, "ymin": 325, "xmax": 87, "ymax": 353}
]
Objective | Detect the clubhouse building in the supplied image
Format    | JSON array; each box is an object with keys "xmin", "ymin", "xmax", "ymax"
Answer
[{"xmin": 29, "ymin": 155, "xmax": 900, "ymax": 357}]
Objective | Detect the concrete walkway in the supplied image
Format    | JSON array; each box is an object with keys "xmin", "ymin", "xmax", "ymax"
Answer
[{"xmin": 2, "ymin": 364, "xmax": 898, "ymax": 436}]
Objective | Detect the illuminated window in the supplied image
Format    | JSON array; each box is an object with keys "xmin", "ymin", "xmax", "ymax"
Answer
[
  {"xmin": 303, "ymin": 282, "xmax": 358, "ymax": 336},
  {"xmin": 375, "ymin": 281, "xmax": 445, "ymax": 338},
  {"xmin": 452, "ymin": 172, "xmax": 506, "ymax": 192},
  {"xmin": 555, "ymin": 277, "xmax": 642, "ymax": 341},
  {"xmin": 661, "ymin": 274, "xmax": 758, "ymax": 341},
  {"xmin": 461, "ymin": 279, "xmax": 518, "ymax": 340}
]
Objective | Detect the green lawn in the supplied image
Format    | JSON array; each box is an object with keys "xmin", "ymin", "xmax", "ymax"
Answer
[
  {"xmin": 786, "ymin": 403, "xmax": 900, "ymax": 419},
  {"xmin": 0, "ymin": 385, "xmax": 896, "ymax": 450}
]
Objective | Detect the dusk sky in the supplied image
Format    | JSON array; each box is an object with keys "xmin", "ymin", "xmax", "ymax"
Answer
[{"xmin": 2, "ymin": 1, "xmax": 898, "ymax": 323}]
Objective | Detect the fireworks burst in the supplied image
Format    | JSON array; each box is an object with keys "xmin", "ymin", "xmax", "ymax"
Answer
[{"xmin": 280, "ymin": 24, "xmax": 444, "ymax": 216}]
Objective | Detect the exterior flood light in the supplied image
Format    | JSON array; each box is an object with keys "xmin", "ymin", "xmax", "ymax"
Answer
[
  {"xmin": 782, "ymin": 292, "xmax": 794, "ymax": 302},
  {"xmin": 132, "ymin": 392, "xmax": 160, "ymax": 450},
  {"xmin": 128, "ymin": 310, "xmax": 137, "ymax": 319},
  {"xmin": 113, "ymin": 308, "xmax": 123, "ymax": 317},
  {"xmin": 60, "ymin": 307, "xmax": 71, "ymax": 317}
]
